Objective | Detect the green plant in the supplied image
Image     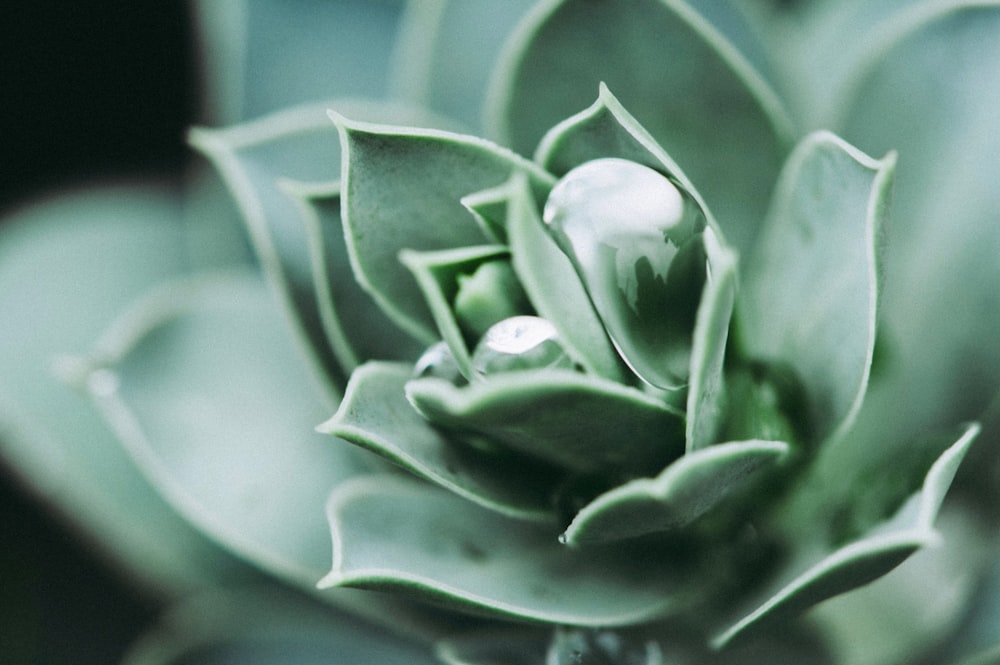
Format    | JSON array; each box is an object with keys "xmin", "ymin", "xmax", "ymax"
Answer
[{"xmin": 2, "ymin": 1, "xmax": 999, "ymax": 663}]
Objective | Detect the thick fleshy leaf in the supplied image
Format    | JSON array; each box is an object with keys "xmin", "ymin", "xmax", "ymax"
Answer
[
  {"xmin": 738, "ymin": 131, "xmax": 894, "ymax": 445},
  {"xmin": 506, "ymin": 174, "xmax": 628, "ymax": 382},
  {"xmin": 283, "ymin": 179, "xmax": 425, "ymax": 373},
  {"xmin": 535, "ymin": 85, "xmax": 716, "ymax": 231},
  {"xmin": 75, "ymin": 271, "xmax": 373, "ymax": 592},
  {"xmin": 461, "ymin": 183, "xmax": 511, "ymax": 244},
  {"xmin": 120, "ymin": 588, "xmax": 441, "ymax": 665},
  {"xmin": 839, "ymin": 4, "xmax": 1000, "ymax": 440},
  {"xmin": 336, "ymin": 116, "xmax": 555, "ymax": 341},
  {"xmin": 321, "ymin": 475, "xmax": 690, "ymax": 626},
  {"xmin": 490, "ymin": 0, "xmax": 792, "ymax": 255},
  {"xmin": 686, "ymin": 226, "xmax": 739, "ymax": 451},
  {"xmin": 190, "ymin": 100, "xmax": 453, "ymax": 398},
  {"xmin": 390, "ymin": 0, "xmax": 537, "ymax": 130},
  {"xmin": 400, "ymin": 245, "xmax": 511, "ymax": 381},
  {"xmin": 318, "ymin": 361, "xmax": 560, "ymax": 521},
  {"xmin": 713, "ymin": 422, "xmax": 979, "ymax": 648},
  {"xmin": 811, "ymin": 503, "xmax": 994, "ymax": 665},
  {"xmin": 406, "ymin": 369, "xmax": 684, "ymax": 475},
  {"xmin": 192, "ymin": 0, "xmax": 407, "ymax": 122},
  {"xmin": 563, "ymin": 440, "xmax": 789, "ymax": 546},
  {"xmin": 0, "ymin": 185, "xmax": 245, "ymax": 594}
]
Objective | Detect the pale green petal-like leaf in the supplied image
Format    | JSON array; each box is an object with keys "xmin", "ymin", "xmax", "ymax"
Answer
[
  {"xmin": 318, "ymin": 362, "xmax": 560, "ymax": 521},
  {"xmin": 563, "ymin": 440, "xmax": 789, "ymax": 546},
  {"xmin": 190, "ymin": 100, "xmax": 453, "ymax": 398},
  {"xmin": 400, "ymin": 245, "xmax": 510, "ymax": 381},
  {"xmin": 321, "ymin": 476, "xmax": 690, "ymax": 626},
  {"xmin": 839, "ymin": 4, "xmax": 1000, "ymax": 439},
  {"xmin": 811, "ymin": 504, "xmax": 994, "ymax": 665},
  {"xmin": 506, "ymin": 174, "xmax": 629, "ymax": 382},
  {"xmin": 120, "ymin": 588, "xmax": 440, "ymax": 665},
  {"xmin": 0, "ymin": 185, "xmax": 244, "ymax": 594},
  {"xmin": 406, "ymin": 369, "xmax": 684, "ymax": 475},
  {"xmin": 686, "ymin": 228, "xmax": 738, "ymax": 451},
  {"xmin": 192, "ymin": 0, "xmax": 408, "ymax": 122},
  {"xmin": 713, "ymin": 422, "xmax": 979, "ymax": 648},
  {"xmin": 335, "ymin": 116, "xmax": 555, "ymax": 341},
  {"xmin": 391, "ymin": 0, "xmax": 538, "ymax": 130},
  {"xmin": 77, "ymin": 271, "xmax": 373, "ymax": 593},
  {"xmin": 738, "ymin": 131, "xmax": 894, "ymax": 445},
  {"xmin": 283, "ymin": 179, "xmax": 425, "ymax": 373},
  {"xmin": 460, "ymin": 183, "xmax": 512, "ymax": 244},
  {"xmin": 535, "ymin": 84, "xmax": 718, "ymax": 234},
  {"xmin": 491, "ymin": 0, "xmax": 792, "ymax": 254}
]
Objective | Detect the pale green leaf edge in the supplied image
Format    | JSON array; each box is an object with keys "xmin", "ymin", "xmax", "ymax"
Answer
[
  {"xmin": 561, "ymin": 439, "xmax": 789, "ymax": 546},
  {"xmin": 320, "ymin": 474, "xmax": 683, "ymax": 627},
  {"xmin": 828, "ymin": 0, "xmax": 1000, "ymax": 131},
  {"xmin": 330, "ymin": 111, "xmax": 557, "ymax": 343},
  {"xmin": 317, "ymin": 361, "xmax": 557, "ymax": 522},
  {"xmin": 712, "ymin": 421, "xmax": 980, "ymax": 648},
  {"xmin": 484, "ymin": 0, "xmax": 795, "ymax": 147},
  {"xmin": 188, "ymin": 103, "xmax": 345, "ymax": 407},
  {"xmin": 277, "ymin": 178, "xmax": 362, "ymax": 374},
  {"xmin": 744, "ymin": 129, "xmax": 896, "ymax": 447}
]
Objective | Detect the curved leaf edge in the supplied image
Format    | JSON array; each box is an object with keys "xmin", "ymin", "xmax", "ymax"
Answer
[
  {"xmin": 484, "ymin": 0, "xmax": 795, "ymax": 149},
  {"xmin": 712, "ymin": 421, "xmax": 980, "ymax": 649}
]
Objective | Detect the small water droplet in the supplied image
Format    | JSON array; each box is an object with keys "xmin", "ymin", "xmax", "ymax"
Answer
[
  {"xmin": 543, "ymin": 158, "xmax": 707, "ymax": 389},
  {"xmin": 470, "ymin": 316, "xmax": 574, "ymax": 376},
  {"xmin": 413, "ymin": 341, "xmax": 462, "ymax": 383}
]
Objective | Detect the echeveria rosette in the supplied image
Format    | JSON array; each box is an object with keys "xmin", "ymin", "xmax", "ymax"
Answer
[{"xmin": 306, "ymin": 82, "xmax": 978, "ymax": 660}]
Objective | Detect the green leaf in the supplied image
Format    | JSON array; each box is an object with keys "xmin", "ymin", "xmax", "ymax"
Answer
[
  {"xmin": 190, "ymin": 100, "xmax": 455, "ymax": 399},
  {"xmin": 120, "ymin": 588, "xmax": 442, "ymax": 665},
  {"xmin": 506, "ymin": 174, "xmax": 628, "ymax": 383},
  {"xmin": 76, "ymin": 271, "xmax": 373, "ymax": 594},
  {"xmin": 712, "ymin": 422, "xmax": 979, "ymax": 648},
  {"xmin": 400, "ymin": 245, "xmax": 511, "ymax": 381},
  {"xmin": 0, "ymin": 184, "xmax": 245, "ymax": 594},
  {"xmin": 406, "ymin": 369, "xmax": 684, "ymax": 475},
  {"xmin": 562, "ymin": 440, "xmax": 789, "ymax": 546},
  {"xmin": 192, "ymin": 0, "xmax": 408, "ymax": 122},
  {"xmin": 490, "ymin": 0, "xmax": 792, "ymax": 255},
  {"xmin": 839, "ymin": 4, "xmax": 1000, "ymax": 437},
  {"xmin": 737, "ymin": 131, "xmax": 895, "ymax": 445},
  {"xmin": 283, "ymin": 179, "xmax": 425, "ymax": 373},
  {"xmin": 335, "ymin": 115, "xmax": 555, "ymax": 342},
  {"xmin": 390, "ymin": 0, "xmax": 538, "ymax": 131},
  {"xmin": 686, "ymin": 227, "xmax": 739, "ymax": 451},
  {"xmin": 534, "ymin": 84, "xmax": 717, "ymax": 234},
  {"xmin": 318, "ymin": 361, "xmax": 560, "ymax": 521},
  {"xmin": 320, "ymin": 475, "xmax": 691, "ymax": 626}
]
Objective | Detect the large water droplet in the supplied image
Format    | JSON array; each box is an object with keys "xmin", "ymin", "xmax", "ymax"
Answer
[
  {"xmin": 543, "ymin": 158, "xmax": 707, "ymax": 389},
  {"xmin": 471, "ymin": 315, "xmax": 574, "ymax": 376}
]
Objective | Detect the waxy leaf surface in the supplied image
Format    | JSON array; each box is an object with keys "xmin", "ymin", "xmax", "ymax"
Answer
[
  {"xmin": 322, "ymin": 476, "xmax": 690, "ymax": 626},
  {"xmin": 492, "ymin": 0, "xmax": 791, "ymax": 255},
  {"xmin": 738, "ymin": 131, "xmax": 894, "ymax": 444},
  {"xmin": 563, "ymin": 440, "xmax": 789, "ymax": 546},
  {"xmin": 319, "ymin": 361, "xmax": 560, "ymax": 521},
  {"xmin": 336, "ymin": 117, "xmax": 554, "ymax": 342},
  {"xmin": 406, "ymin": 369, "xmax": 684, "ymax": 475}
]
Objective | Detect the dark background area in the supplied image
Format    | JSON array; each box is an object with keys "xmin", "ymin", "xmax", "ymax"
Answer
[{"xmin": 1, "ymin": 3, "xmax": 199, "ymax": 663}]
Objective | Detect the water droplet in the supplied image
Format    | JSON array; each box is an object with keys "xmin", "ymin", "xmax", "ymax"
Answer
[
  {"xmin": 470, "ymin": 316, "xmax": 574, "ymax": 376},
  {"xmin": 413, "ymin": 341, "xmax": 462, "ymax": 383},
  {"xmin": 543, "ymin": 158, "xmax": 707, "ymax": 389}
]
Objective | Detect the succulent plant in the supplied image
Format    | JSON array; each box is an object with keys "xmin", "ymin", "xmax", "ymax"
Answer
[{"xmin": 3, "ymin": 1, "xmax": 1000, "ymax": 664}]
